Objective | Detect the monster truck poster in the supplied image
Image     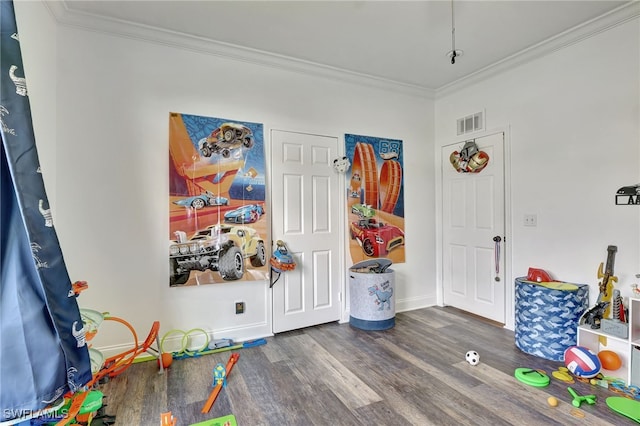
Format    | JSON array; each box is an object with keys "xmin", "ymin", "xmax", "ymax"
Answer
[
  {"xmin": 345, "ymin": 134, "xmax": 405, "ymax": 264},
  {"xmin": 168, "ymin": 112, "xmax": 269, "ymax": 287}
]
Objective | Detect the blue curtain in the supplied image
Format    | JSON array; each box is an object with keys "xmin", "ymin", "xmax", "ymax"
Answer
[{"xmin": 1, "ymin": 0, "xmax": 91, "ymax": 422}]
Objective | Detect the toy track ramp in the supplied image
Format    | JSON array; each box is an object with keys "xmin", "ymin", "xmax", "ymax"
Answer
[
  {"xmin": 352, "ymin": 142, "xmax": 379, "ymax": 207},
  {"xmin": 89, "ymin": 319, "xmax": 161, "ymax": 385},
  {"xmin": 169, "ymin": 113, "xmax": 243, "ymax": 197},
  {"xmin": 379, "ymin": 160, "xmax": 402, "ymax": 213}
]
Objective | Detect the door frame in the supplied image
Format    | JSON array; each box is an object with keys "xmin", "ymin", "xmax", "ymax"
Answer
[
  {"xmin": 267, "ymin": 128, "xmax": 348, "ymax": 333},
  {"xmin": 435, "ymin": 127, "xmax": 514, "ymax": 330}
]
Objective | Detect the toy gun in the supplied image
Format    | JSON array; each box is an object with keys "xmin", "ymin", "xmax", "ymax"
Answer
[
  {"xmin": 597, "ymin": 245, "xmax": 618, "ymax": 319},
  {"xmin": 581, "ymin": 301, "xmax": 609, "ymax": 329}
]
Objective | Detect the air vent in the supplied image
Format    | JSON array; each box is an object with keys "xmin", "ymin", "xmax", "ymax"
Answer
[{"xmin": 456, "ymin": 111, "xmax": 484, "ymax": 136}]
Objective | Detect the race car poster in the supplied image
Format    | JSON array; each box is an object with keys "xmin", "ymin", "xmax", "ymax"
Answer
[
  {"xmin": 345, "ymin": 134, "xmax": 405, "ymax": 264},
  {"xmin": 168, "ymin": 112, "xmax": 269, "ymax": 287}
]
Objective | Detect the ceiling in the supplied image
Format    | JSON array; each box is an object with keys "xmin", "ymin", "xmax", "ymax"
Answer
[{"xmin": 57, "ymin": 1, "xmax": 632, "ymax": 91}]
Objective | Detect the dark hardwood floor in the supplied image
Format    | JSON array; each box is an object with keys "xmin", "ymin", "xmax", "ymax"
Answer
[{"xmin": 98, "ymin": 307, "xmax": 635, "ymax": 425}]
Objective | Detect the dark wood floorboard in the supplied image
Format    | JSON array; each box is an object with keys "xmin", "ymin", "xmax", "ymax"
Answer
[{"xmin": 98, "ymin": 307, "xmax": 635, "ymax": 425}]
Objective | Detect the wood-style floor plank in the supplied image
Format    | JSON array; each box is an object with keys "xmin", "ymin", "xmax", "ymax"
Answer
[{"xmin": 98, "ymin": 307, "xmax": 635, "ymax": 425}]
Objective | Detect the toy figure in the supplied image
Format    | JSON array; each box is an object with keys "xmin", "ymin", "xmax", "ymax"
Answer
[
  {"xmin": 213, "ymin": 363, "xmax": 227, "ymax": 388},
  {"xmin": 581, "ymin": 302, "xmax": 610, "ymax": 329}
]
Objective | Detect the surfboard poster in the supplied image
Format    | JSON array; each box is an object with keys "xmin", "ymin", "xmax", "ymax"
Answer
[
  {"xmin": 345, "ymin": 134, "xmax": 405, "ymax": 264},
  {"xmin": 168, "ymin": 112, "xmax": 269, "ymax": 286}
]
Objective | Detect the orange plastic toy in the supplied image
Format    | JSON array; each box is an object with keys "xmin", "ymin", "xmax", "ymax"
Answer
[
  {"xmin": 598, "ymin": 350, "xmax": 622, "ymax": 371},
  {"xmin": 201, "ymin": 353, "xmax": 240, "ymax": 413}
]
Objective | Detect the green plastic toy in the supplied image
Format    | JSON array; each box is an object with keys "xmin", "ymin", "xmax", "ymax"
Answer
[
  {"xmin": 190, "ymin": 414, "xmax": 237, "ymax": 426},
  {"xmin": 567, "ymin": 387, "xmax": 596, "ymax": 408},
  {"xmin": 606, "ymin": 397, "xmax": 640, "ymax": 423},
  {"xmin": 514, "ymin": 368, "xmax": 550, "ymax": 387}
]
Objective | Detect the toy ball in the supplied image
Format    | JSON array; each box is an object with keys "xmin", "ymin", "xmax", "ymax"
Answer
[
  {"xmin": 465, "ymin": 350, "xmax": 480, "ymax": 366},
  {"xmin": 564, "ymin": 346, "xmax": 601, "ymax": 378},
  {"xmin": 158, "ymin": 352, "xmax": 173, "ymax": 369},
  {"xmin": 333, "ymin": 156, "xmax": 351, "ymax": 173},
  {"xmin": 598, "ymin": 350, "xmax": 622, "ymax": 371},
  {"xmin": 547, "ymin": 396, "xmax": 558, "ymax": 407}
]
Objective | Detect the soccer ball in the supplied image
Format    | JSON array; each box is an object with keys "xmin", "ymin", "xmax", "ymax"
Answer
[
  {"xmin": 333, "ymin": 156, "xmax": 351, "ymax": 173},
  {"xmin": 465, "ymin": 350, "xmax": 480, "ymax": 366}
]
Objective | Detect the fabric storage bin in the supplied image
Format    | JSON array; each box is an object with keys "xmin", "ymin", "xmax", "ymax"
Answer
[
  {"xmin": 349, "ymin": 269, "xmax": 395, "ymax": 331},
  {"xmin": 514, "ymin": 277, "xmax": 589, "ymax": 361}
]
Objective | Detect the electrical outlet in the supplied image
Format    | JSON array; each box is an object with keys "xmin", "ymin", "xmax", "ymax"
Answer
[
  {"xmin": 524, "ymin": 214, "xmax": 537, "ymax": 227},
  {"xmin": 235, "ymin": 301, "xmax": 245, "ymax": 314}
]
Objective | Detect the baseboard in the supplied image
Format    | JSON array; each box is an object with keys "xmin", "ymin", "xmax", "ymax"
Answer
[
  {"xmin": 92, "ymin": 321, "xmax": 273, "ymax": 360},
  {"xmin": 341, "ymin": 295, "xmax": 437, "ymax": 324},
  {"xmin": 396, "ymin": 295, "xmax": 437, "ymax": 312},
  {"xmin": 94, "ymin": 299, "xmax": 437, "ymax": 358}
]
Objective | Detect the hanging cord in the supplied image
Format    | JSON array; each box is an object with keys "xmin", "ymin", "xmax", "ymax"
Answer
[
  {"xmin": 270, "ymin": 270, "xmax": 282, "ymax": 289},
  {"xmin": 450, "ymin": 0, "xmax": 457, "ymax": 64},
  {"xmin": 493, "ymin": 236, "xmax": 502, "ymax": 276}
]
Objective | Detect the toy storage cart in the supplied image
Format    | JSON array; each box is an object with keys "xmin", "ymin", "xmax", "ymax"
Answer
[
  {"xmin": 349, "ymin": 270, "xmax": 395, "ymax": 330},
  {"xmin": 514, "ymin": 277, "xmax": 589, "ymax": 361}
]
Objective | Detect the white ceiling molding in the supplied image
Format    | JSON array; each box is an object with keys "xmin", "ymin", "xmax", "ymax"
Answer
[
  {"xmin": 44, "ymin": 1, "xmax": 638, "ymax": 100},
  {"xmin": 436, "ymin": 1, "xmax": 640, "ymax": 98},
  {"xmin": 44, "ymin": 1, "xmax": 435, "ymax": 99}
]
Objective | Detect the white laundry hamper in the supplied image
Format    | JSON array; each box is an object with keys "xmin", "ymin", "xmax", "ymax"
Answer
[{"xmin": 349, "ymin": 266, "xmax": 395, "ymax": 331}]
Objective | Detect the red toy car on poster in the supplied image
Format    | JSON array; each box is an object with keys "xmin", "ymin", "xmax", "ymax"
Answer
[{"xmin": 350, "ymin": 218, "xmax": 404, "ymax": 257}]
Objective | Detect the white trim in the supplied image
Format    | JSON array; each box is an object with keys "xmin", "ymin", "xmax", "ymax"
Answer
[
  {"xmin": 45, "ymin": 1, "xmax": 639, "ymax": 99},
  {"xmin": 396, "ymin": 295, "xmax": 437, "ymax": 313},
  {"xmin": 436, "ymin": 2, "xmax": 640, "ymax": 98},
  {"xmin": 264, "ymin": 126, "xmax": 274, "ymax": 334},
  {"xmin": 95, "ymin": 322, "xmax": 273, "ymax": 359},
  {"xmin": 502, "ymin": 127, "xmax": 514, "ymax": 331},
  {"xmin": 336, "ymin": 134, "xmax": 349, "ymax": 325},
  {"xmin": 341, "ymin": 295, "xmax": 437, "ymax": 324},
  {"xmin": 44, "ymin": 1, "xmax": 433, "ymax": 99},
  {"xmin": 435, "ymin": 127, "xmax": 513, "ymax": 328}
]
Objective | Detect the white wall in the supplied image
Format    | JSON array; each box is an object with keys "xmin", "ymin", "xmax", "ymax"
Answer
[
  {"xmin": 17, "ymin": 4, "xmax": 637, "ymax": 353},
  {"xmin": 14, "ymin": 9, "xmax": 436, "ymax": 353},
  {"xmin": 14, "ymin": 1, "xmax": 57, "ymax": 213},
  {"xmin": 436, "ymin": 18, "xmax": 640, "ymax": 324}
]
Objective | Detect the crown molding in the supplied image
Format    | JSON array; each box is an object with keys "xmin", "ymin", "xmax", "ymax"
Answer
[
  {"xmin": 44, "ymin": 1, "xmax": 435, "ymax": 99},
  {"xmin": 44, "ymin": 1, "xmax": 638, "ymax": 101},
  {"xmin": 435, "ymin": 1, "xmax": 640, "ymax": 98}
]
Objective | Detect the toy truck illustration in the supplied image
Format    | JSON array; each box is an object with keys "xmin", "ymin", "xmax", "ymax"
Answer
[
  {"xmin": 199, "ymin": 123, "xmax": 254, "ymax": 158},
  {"xmin": 169, "ymin": 224, "xmax": 266, "ymax": 286}
]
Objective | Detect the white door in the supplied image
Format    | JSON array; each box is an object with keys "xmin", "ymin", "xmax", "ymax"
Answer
[
  {"xmin": 270, "ymin": 130, "xmax": 342, "ymax": 333},
  {"xmin": 442, "ymin": 132, "xmax": 505, "ymax": 323}
]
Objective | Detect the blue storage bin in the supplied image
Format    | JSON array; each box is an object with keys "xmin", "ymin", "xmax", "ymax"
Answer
[{"xmin": 514, "ymin": 277, "xmax": 589, "ymax": 361}]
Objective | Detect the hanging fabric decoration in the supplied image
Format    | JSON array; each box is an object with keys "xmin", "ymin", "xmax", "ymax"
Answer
[
  {"xmin": 449, "ymin": 140, "xmax": 490, "ymax": 173},
  {"xmin": 1, "ymin": 0, "xmax": 92, "ymax": 422}
]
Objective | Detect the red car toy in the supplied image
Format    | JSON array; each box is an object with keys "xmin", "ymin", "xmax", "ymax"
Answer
[{"xmin": 350, "ymin": 218, "xmax": 404, "ymax": 257}]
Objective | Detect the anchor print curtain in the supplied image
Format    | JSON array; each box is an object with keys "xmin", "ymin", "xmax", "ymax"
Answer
[{"xmin": 0, "ymin": 0, "xmax": 91, "ymax": 421}]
